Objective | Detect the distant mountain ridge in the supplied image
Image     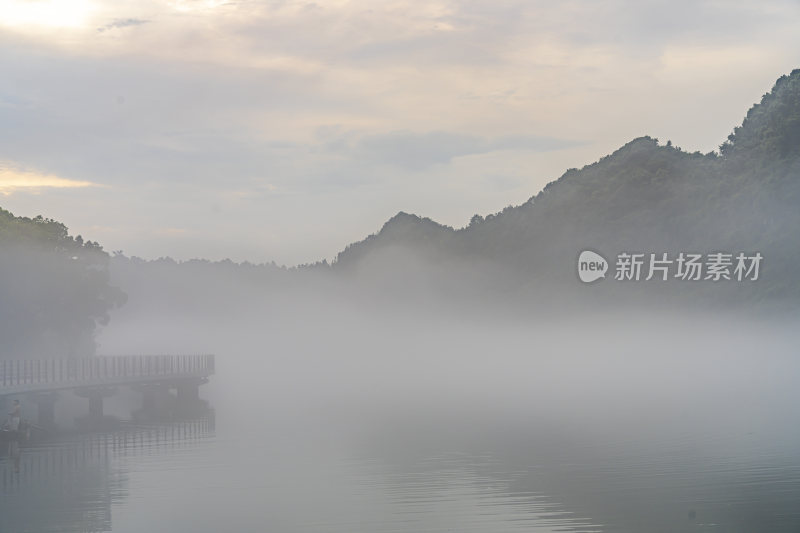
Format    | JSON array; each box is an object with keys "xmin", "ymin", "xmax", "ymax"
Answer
[
  {"xmin": 333, "ymin": 69, "xmax": 800, "ymax": 310},
  {"xmin": 6, "ymin": 71, "xmax": 800, "ymax": 329}
]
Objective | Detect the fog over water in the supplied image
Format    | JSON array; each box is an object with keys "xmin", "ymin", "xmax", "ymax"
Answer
[
  {"xmin": 2, "ymin": 3, "xmax": 799, "ymax": 531},
  {"xmin": 65, "ymin": 296, "xmax": 799, "ymax": 532},
  {"xmin": 1, "ymin": 216, "xmax": 798, "ymax": 531}
]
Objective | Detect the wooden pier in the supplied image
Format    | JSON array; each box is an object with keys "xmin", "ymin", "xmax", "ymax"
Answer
[{"xmin": 0, "ymin": 355, "xmax": 214, "ymax": 427}]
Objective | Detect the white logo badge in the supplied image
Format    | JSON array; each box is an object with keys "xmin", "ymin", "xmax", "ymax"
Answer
[{"xmin": 578, "ymin": 250, "xmax": 608, "ymax": 283}]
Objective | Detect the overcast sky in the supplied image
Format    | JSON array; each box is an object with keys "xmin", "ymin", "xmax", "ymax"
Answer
[{"xmin": 1, "ymin": 0, "xmax": 799, "ymax": 265}]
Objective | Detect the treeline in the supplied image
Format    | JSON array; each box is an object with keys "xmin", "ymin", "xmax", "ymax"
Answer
[
  {"xmin": 5, "ymin": 70, "xmax": 800, "ymax": 354},
  {"xmin": 0, "ymin": 209, "xmax": 126, "ymax": 358}
]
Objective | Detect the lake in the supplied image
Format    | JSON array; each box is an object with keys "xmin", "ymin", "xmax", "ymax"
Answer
[{"xmin": 3, "ymin": 318, "xmax": 799, "ymax": 532}]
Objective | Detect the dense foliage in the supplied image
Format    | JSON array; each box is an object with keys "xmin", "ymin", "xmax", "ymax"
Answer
[{"xmin": 0, "ymin": 209, "xmax": 126, "ymax": 358}]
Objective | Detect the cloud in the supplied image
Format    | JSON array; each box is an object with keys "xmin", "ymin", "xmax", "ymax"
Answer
[
  {"xmin": 0, "ymin": 163, "xmax": 97, "ymax": 195},
  {"xmin": 0, "ymin": 0, "xmax": 798, "ymax": 264},
  {"xmin": 355, "ymin": 131, "xmax": 584, "ymax": 171},
  {"xmin": 97, "ymin": 18, "xmax": 149, "ymax": 32}
]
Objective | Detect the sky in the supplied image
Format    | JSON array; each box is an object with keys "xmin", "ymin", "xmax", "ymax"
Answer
[{"xmin": 0, "ymin": 0, "xmax": 799, "ymax": 265}]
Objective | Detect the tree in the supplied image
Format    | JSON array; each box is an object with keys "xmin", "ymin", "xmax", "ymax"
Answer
[{"xmin": 0, "ymin": 209, "xmax": 126, "ymax": 358}]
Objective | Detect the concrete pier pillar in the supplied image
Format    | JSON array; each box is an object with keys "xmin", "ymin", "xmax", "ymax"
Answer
[
  {"xmin": 177, "ymin": 382, "xmax": 199, "ymax": 402},
  {"xmin": 134, "ymin": 383, "xmax": 173, "ymax": 417},
  {"xmin": 75, "ymin": 387, "xmax": 117, "ymax": 422},
  {"xmin": 89, "ymin": 395, "xmax": 103, "ymax": 419},
  {"xmin": 33, "ymin": 392, "xmax": 59, "ymax": 429},
  {"xmin": 175, "ymin": 378, "xmax": 208, "ymax": 413}
]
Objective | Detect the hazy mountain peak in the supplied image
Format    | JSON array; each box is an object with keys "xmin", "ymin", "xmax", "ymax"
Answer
[
  {"xmin": 380, "ymin": 212, "xmax": 452, "ymax": 235},
  {"xmin": 721, "ymin": 68, "xmax": 800, "ymax": 159},
  {"xmin": 329, "ymin": 70, "xmax": 800, "ymax": 310}
]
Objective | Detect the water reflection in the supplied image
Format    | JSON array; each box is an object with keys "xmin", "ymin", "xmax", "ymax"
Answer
[
  {"xmin": 6, "ymin": 320, "xmax": 800, "ymax": 532},
  {"xmin": 4, "ymin": 389, "xmax": 800, "ymax": 532},
  {"xmin": 358, "ymin": 409, "xmax": 800, "ymax": 533},
  {"xmin": 0, "ymin": 412, "xmax": 214, "ymax": 533},
  {"xmin": 350, "ymin": 452, "xmax": 602, "ymax": 532}
]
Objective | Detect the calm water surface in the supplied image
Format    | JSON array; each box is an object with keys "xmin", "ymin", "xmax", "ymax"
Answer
[{"xmin": 3, "ymin": 337, "xmax": 800, "ymax": 533}]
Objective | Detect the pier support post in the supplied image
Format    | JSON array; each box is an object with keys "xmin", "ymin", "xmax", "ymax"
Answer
[
  {"xmin": 33, "ymin": 392, "xmax": 59, "ymax": 429},
  {"xmin": 133, "ymin": 383, "xmax": 174, "ymax": 419},
  {"xmin": 75, "ymin": 387, "xmax": 117, "ymax": 423},
  {"xmin": 174, "ymin": 378, "xmax": 208, "ymax": 413},
  {"xmin": 177, "ymin": 381, "xmax": 199, "ymax": 402},
  {"xmin": 89, "ymin": 395, "xmax": 103, "ymax": 419}
]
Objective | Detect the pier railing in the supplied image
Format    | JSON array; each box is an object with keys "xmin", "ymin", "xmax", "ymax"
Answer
[{"xmin": 0, "ymin": 355, "xmax": 214, "ymax": 391}]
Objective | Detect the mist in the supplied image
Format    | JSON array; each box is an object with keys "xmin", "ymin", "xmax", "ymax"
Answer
[
  {"xmin": 2, "ymin": 34, "xmax": 800, "ymax": 532},
  {"xmin": 87, "ymin": 253, "xmax": 800, "ymax": 532}
]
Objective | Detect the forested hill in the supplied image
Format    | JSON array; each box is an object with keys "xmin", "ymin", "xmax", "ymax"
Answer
[
  {"xmin": 6, "ymin": 70, "xmax": 799, "ymax": 344},
  {"xmin": 333, "ymin": 69, "xmax": 800, "ymax": 311},
  {"xmin": 0, "ymin": 209, "xmax": 125, "ymax": 358}
]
